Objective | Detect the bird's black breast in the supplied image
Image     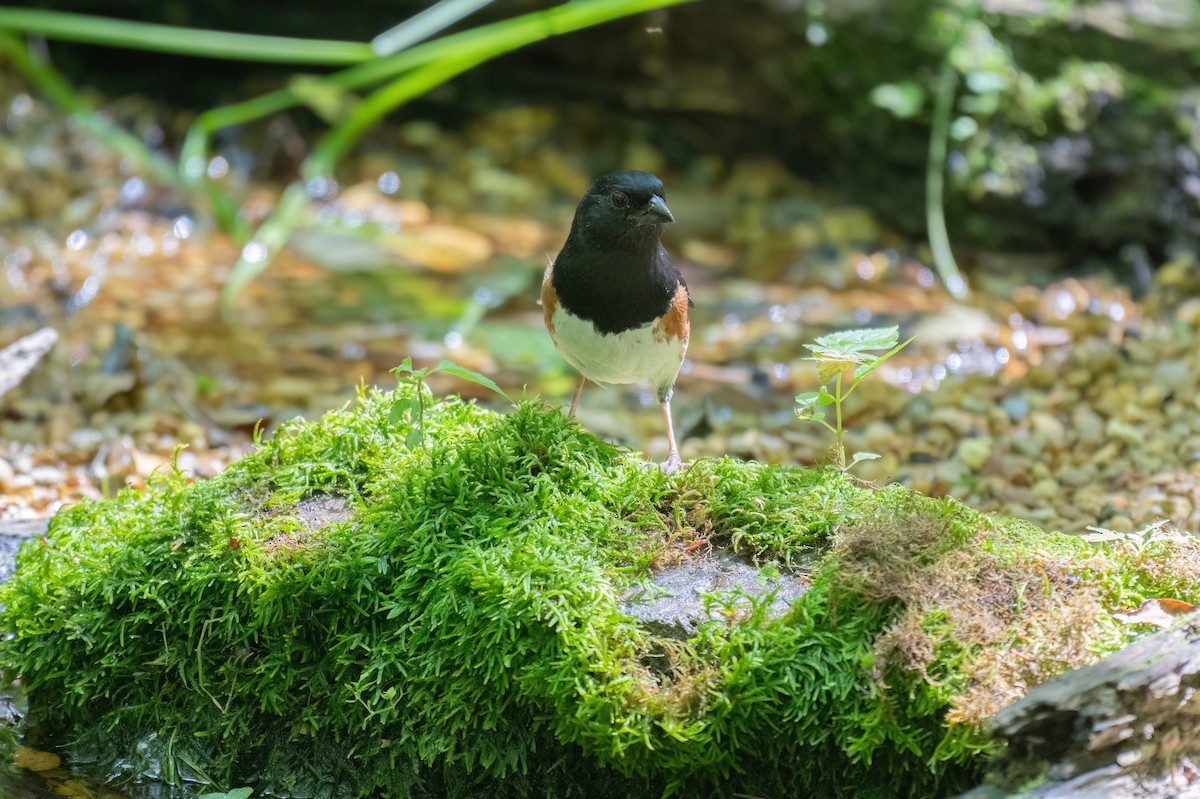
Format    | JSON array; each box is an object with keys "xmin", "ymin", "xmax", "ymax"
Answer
[{"xmin": 551, "ymin": 242, "xmax": 681, "ymax": 335}]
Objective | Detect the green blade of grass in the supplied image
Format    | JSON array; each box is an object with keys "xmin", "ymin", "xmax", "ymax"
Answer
[
  {"xmin": 371, "ymin": 0, "xmax": 496, "ymax": 56},
  {"xmin": 183, "ymin": 0, "xmax": 692, "ymax": 194},
  {"xmin": 221, "ymin": 0, "xmax": 696, "ymax": 308},
  {"xmin": 0, "ymin": 8, "xmax": 372, "ymax": 64}
]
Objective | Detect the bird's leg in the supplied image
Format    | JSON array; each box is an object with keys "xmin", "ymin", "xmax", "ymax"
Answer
[
  {"xmin": 568, "ymin": 376, "xmax": 586, "ymax": 417},
  {"xmin": 660, "ymin": 399, "xmax": 685, "ymax": 473}
]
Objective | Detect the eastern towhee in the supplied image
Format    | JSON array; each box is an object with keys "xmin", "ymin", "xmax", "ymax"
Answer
[{"xmin": 541, "ymin": 170, "xmax": 691, "ymax": 471}]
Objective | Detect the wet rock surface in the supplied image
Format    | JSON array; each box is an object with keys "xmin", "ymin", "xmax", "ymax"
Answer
[{"xmin": 619, "ymin": 548, "xmax": 810, "ymax": 639}]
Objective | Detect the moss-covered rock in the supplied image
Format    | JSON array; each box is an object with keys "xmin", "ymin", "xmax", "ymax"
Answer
[{"xmin": 1, "ymin": 388, "xmax": 1198, "ymax": 798}]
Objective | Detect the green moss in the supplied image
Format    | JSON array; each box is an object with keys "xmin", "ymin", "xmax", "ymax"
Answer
[{"xmin": 1, "ymin": 389, "xmax": 1198, "ymax": 798}]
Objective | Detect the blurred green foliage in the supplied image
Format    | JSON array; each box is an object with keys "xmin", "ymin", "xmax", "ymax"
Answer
[{"xmin": 0, "ymin": 1, "xmax": 695, "ymax": 309}]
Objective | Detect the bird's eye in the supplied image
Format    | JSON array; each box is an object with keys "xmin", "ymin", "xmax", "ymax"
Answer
[{"xmin": 609, "ymin": 191, "xmax": 629, "ymax": 210}]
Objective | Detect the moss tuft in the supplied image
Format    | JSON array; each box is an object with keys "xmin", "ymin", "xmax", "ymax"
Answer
[{"xmin": 1, "ymin": 390, "xmax": 1198, "ymax": 798}]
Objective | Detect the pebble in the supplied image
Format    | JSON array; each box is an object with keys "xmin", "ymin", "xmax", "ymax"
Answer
[
  {"xmin": 30, "ymin": 465, "xmax": 65, "ymax": 486},
  {"xmin": 1152, "ymin": 360, "xmax": 1191, "ymax": 393},
  {"xmin": 12, "ymin": 746, "xmax": 60, "ymax": 772},
  {"xmin": 1001, "ymin": 455, "xmax": 1035, "ymax": 481},
  {"xmin": 1058, "ymin": 464, "xmax": 1099, "ymax": 488},
  {"xmin": 0, "ymin": 457, "xmax": 14, "ymax": 486},
  {"xmin": 1071, "ymin": 408, "xmax": 1105, "ymax": 445},
  {"xmin": 1105, "ymin": 418, "xmax": 1144, "ymax": 446},
  {"xmin": 1001, "ymin": 394, "xmax": 1030, "ymax": 421},
  {"xmin": 935, "ymin": 459, "xmax": 969, "ymax": 485},
  {"xmin": 863, "ymin": 420, "xmax": 898, "ymax": 453},
  {"xmin": 67, "ymin": 427, "xmax": 105, "ymax": 451},
  {"xmin": 956, "ymin": 437, "xmax": 993, "ymax": 471},
  {"xmin": 1105, "ymin": 515, "xmax": 1135, "ymax": 532},
  {"xmin": 1032, "ymin": 478, "xmax": 1061, "ymax": 503},
  {"xmin": 1030, "ymin": 412, "xmax": 1068, "ymax": 449}
]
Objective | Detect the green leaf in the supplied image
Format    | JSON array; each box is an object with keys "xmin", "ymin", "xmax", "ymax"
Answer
[
  {"xmin": 387, "ymin": 395, "xmax": 422, "ymax": 426},
  {"xmin": 431, "ymin": 360, "xmax": 512, "ymax": 403},
  {"xmin": 855, "ymin": 335, "xmax": 916, "ymax": 380},
  {"xmin": 815, "ymin": 356, "xmax": 856, "ymax": 385},
  {"xmin": 812, "ymin": 326, "xmax": 900, "ymax": 356},
  {"xmin": 387, "ymin": 400, "xmax": 405, "ymax": 425},
  {"xmin": 404, "ymin": 426, "xmax": 424, "ymax": 449},
  {"xmin": 227, "ymin": 789, "xmax": 254, "ymax": 799},
  {"xmin": 392, "ymin": 357, "xmax": 414, "ymax": 378},
  {"xmin": 816, "ymin": 386, "xmax": 837, "ymax": 405},
  {"xmin": 848, "ymin": 452, "xmax": 881, "ymax": 470},
  {"xmin": 869, "ymin": 81, "xmax": 924, "ymax": 119},
  {"xmin": 794, "ymin": 391, "xmax": 821, "ymax": 410}
]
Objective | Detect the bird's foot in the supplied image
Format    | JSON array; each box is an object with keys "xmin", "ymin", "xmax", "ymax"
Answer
[{"xmin": 660, "ymin": 449, "xmax": 686, "ymax": 474}]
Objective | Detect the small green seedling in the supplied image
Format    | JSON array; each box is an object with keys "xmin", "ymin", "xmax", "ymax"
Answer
[
  {"xmin": 389, "ymin": 357, "xmax": 511, "ymax": 449},
  {"xmin": 794, "ymin": 326, "xmax": 914, "ymax": 471},
  {"xmin": 197, "ymin": 789, "xmax": 253, "ymax": 799}
]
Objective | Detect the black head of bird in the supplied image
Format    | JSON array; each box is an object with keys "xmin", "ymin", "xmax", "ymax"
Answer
[{"xmin": 571, "ymin": 170, "xmax": 675, "ymax": 246}]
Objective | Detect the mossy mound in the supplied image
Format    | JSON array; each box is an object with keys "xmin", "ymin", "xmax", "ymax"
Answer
[{"xmin": 1, "ymin": 389, "xmax": 1198, "ymax": 798}]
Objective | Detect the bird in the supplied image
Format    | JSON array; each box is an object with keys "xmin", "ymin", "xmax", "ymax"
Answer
[{"xmin": 541, "ymin": 170, "xmax": 692, "ymax": 472}]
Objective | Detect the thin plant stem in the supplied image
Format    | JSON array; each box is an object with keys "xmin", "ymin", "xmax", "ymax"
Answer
[
  {"xmin": 417, "ymin": 380, "xmax": 427, "ymax": 450},
  {"xmin": 926, "ymin": 58, "xmax": 966, "ymax": 298},
  {"xmin": 925, "ymin": 1, "xmax": 981, "ymax": 299},
  {"xmin": 835, "ymin": 371, "xmax": 845, "ymax": 470},
  {"xmin": 0, "ymin": 8, "xmax": 372, "ymax": 64}
]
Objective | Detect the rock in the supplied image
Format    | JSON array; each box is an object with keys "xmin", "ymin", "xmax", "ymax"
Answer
[
  {"xmin": 1151, "ymin": 360, "xmax": 1192, "ymax": 394},
  {"xmin": 1071, "ymin": 408, "xmax": 1105, "ymax": 446},
  {"xmin": 1105, "ymin": 418, "xmax": 1144, "ymax": 446},
  {"xmin": 901, "ymin": 395, "xmax": 934, "ymax": 426},
  {"xmin": 389, "ymin": 223, "xmax": 495, "ymax": 272},
  {"xmin": 930, "ymin": 407, "xmax": 983, "ymax": 435},
  {"xmin": 1032, "ymin": 478, "xmax": 1061, "ymax": 503},
  {"xmin": 12, "ymin": 746, "xmax": 60, "ymax": 772},
  {"xmin": 619, "ymin": 549, "xmax": 809, "ymax": 640},
  {"xmin": 0, "ymin": 457, "xmax": 14, "ymax": 486},
  {"xmin": 935, "ymin": 459, "xmax": 970, "ymax": 485},
  {"xmin": 863, "ymin": 420, "xmax": 898, "ymax": 453},
  {"xmin": 1001, "ymin": 455, "xmax": 1036, "ymax": 482},
  {"xmin": 1058, "ymin": 463, "xmax": 1098, "ymax": 488},
  {"xmin": 1002, "ymin": 394, "xmax": 1031, "ymax": 422},
  {"xmin": 67, "ymin": 427, "xmax": 105, "ymax": 452},
  {"xmin": 956, "ymin": 437, "xmax": 993, "ymax": 471},
  {"xmin": 30, "ymin": 465, "xmax": 65, "ymax": 486},
  {"xmin": 1105, "ymin": 515, "xmax": 1135, "ymax": 532},
  {"xmin": 1030, "ymin": 412, "xmax": 1068, "ymax": 449}
]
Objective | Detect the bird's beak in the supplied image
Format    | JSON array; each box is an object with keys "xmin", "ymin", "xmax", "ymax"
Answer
[{"xmin": 638, "ymin": 195, "xmax": 674, "ymax": 226}]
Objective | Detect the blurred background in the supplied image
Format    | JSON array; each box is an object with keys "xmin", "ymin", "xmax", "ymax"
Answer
[{"xmin": 2, "ymin": 0, "xmax": 1200, "ymax": 545}]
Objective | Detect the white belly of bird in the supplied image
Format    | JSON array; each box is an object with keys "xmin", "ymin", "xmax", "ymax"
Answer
[{"xmin": 551, "ymin": 305, "xmax": 685, "ymax": 392}]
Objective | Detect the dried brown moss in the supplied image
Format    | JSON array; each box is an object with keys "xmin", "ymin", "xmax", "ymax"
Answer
[{"xmin": 832, "ymin": 511, "xmax": 1118, "ymax": 726}]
